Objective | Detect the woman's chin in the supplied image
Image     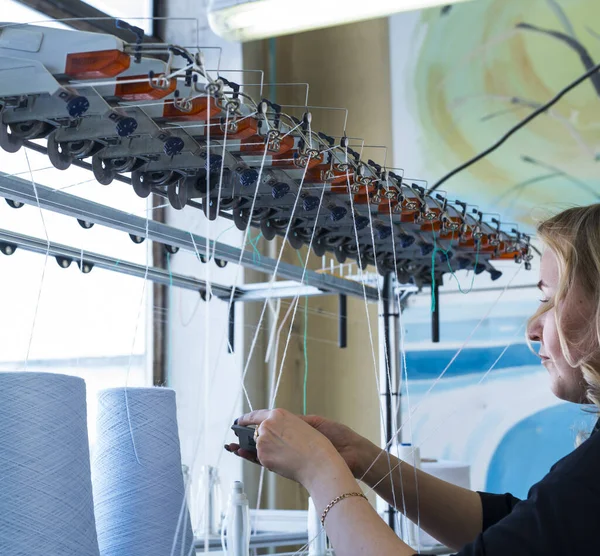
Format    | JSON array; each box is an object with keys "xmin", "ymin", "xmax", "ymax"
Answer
[{"xmin": 549, "ymin": 376, "xmax": 586, "ymax": 403}]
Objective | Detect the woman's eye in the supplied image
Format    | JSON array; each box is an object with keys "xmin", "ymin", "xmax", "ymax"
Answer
[{"xmin": 539, "ymin": 298, "xmax": 550, "ymax": 303}]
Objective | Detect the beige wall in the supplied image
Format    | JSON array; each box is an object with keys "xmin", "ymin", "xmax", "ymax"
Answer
[{"xmin": 242, "ymin": 19, "xmax": 393, "ymax": 510}]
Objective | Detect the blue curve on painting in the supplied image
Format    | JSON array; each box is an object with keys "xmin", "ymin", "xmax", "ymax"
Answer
[
  {"xmin": 404, "ymin": 343, "xmax": 539, "ymax": 380},
  {"xmin": 485, "ymin": 404, "xmax": 595, "ymax": 499}
]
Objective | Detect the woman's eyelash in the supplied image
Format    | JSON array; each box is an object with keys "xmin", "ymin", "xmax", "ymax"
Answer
[{"xmin": 539, "ymin": 298, "xmax": 550, "ymax": 303}]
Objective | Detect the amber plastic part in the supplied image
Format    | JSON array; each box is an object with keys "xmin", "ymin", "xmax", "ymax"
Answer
[
  {"xmin": 377, "ymin": 198, "xmax": 394, "ymax": 212},
  {"xmin": 240, "ymin": 134, "xmax": 294, "ymax": 155},
  {"xmin": 303, "ymin": 164, "xmax": 334, "ymax": 182},
  {"xmin": 302, "ymin": 165, "xmax": 352, "ymax": 186},
  {"xmin": 438, "ymin": 221, "xmax": 466, "ymax": 241},
  {"xmin": 492, "ymin": 247, "xmax": 523, "ymax": 261},
  {"xmin": 163, "ymin": 96, "xmax": 220, "ymax": 121},
  {"xmin": 330, "ymin": 183, "xmax": 350, "ymax": 194},
  {"xmin": 457, "ymin": 236, "xmax": 476, "ymax": 248},
  {"xmin": 211, "ymin": 117, "xmax": 258, "ymax": 140},
  {"xmin": 398, "ymin": 211, "xmax": 419, "ymax": 223},
  {"xmin": 351, "ymin": 193, "xmax": 371, "ymax": 205},
  {"xmin": 115, "ymin": 74, "xmax": 176, "ymax": 101},
  {"xmin": 329, "ymin": 172, "xmax": 352, "ymax": 186},
  {"xmin": 65, "ymin": 49, "xmax": 131, "ymax": 79},
  {"xmin": 479, "ymin": 241, "xmax": 506, "ymax": 255},
  {"xmin": 330, "ymin": 182, "xmax": 374, "ymax": 196},
  {"xmin": 421, "ymin": 221, "xmax": 443, "ymax": 232},
  {"xmin": 270, "ymin": 148, "xmax": 323, "ymax": 169}
]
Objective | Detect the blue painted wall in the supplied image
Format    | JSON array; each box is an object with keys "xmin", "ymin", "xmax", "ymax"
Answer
[
  {"xmin": 485, "ymin": 403, "xmax": 595, "ymax": 499},
  {"xmin": 400, "ymin": 288, "xmax": 596, "ymax": 495}
]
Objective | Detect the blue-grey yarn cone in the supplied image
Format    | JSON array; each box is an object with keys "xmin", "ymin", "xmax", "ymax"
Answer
[
  {"xmin": 0, "ymin": 372, "xmax": 100, "ymax": 556},
  {"xmin": 93, "ymin": 387, "xmax": 194, "ymax": 556}
]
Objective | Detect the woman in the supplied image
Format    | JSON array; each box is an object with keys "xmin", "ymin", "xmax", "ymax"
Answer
[{"xmin": 225, "ymin": 204, "xmax": 600, "ymax": 555}]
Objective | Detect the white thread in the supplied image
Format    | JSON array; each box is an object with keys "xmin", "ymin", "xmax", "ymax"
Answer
[
  {"xmin": 240, "ymin": 160, "xmax": 311, "ymax": 411},
  {"xmin": 124, "ymin": 204, "xmax": 151, "ymax": 466},
  {"xmin": 22, "ymin": 149, "xmax": 49, "ymax": 371},
  {"xmin": 211, "ymin": 106, "xmax": 230, "ymax": 259},
  {"xmin": 415, "ymin": 321, "xmax": 528, "ymax": 451},
  {"xmin": 387, "ymin": 203, "xmax": 413, "ymax": 542},
  {"xmin": 359, "ymin": 188, "xmax": 403, "ymax": 534},
  {"xmin": 209, "ymin": 141, "xmax": 270, "ymax": 411},
  {"xmin": 367, "ymin": 321, "xmax": 528, "ymax": 501},
  {"xmin": 264, "ymin": 298, "xmax": 282, "ymax": 364},
  {"xmin": 268, "ymin": 297, "xmax": 300, "ymax": 408},
  {"xmin": 359, "ymin": 264, "xmax": 523, "ymax": 487},
  {"xmin": 268, "ymin": 170, "xmax": 328, "ymax": 410},
  {"xmin": 204, "ymin": 93, "xmax": 212, "ymax": 555},
  {"xmin": 343, "ymin": 149, "xmax": 401, "ymax": 534},
  {"xmin": 361, "ymin": 282, "xmax": 523, "ymax": 492}
]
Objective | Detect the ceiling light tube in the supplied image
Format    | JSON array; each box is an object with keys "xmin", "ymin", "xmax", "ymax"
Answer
[{"xmin": 208, "ymin": 0, "xmax": 475, "ymax": 42}]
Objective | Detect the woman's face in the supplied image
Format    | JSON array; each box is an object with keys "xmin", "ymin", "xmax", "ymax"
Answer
[{"xmin": 527, "ymin": 249, "xmax": 591, "ymax": 403}]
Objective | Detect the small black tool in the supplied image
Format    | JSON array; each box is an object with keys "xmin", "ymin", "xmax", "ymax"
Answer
[{"xmin": 231, "ymin": 424, "xmax": 257, "ymax": 454}]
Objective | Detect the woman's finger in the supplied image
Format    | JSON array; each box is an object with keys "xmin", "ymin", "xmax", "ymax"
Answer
[
  {"xmin": 237, "ymin": 409, "xmax": 272, "ymax": 426},
  {"xmin": 236, "ymin": 448, "xmax": 261, "ymax": 465},
  {"xmin": 224, "ymin": 442, "xmax": 261, "ymax": 465},
  {"xmin": 298, "ymin": 414, "xmax": 323, "ymax": 428}
]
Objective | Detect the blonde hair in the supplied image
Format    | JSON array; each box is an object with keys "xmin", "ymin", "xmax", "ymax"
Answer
[{"xmin": 528, "ymin": 204, "xmax": 600, "ymax": 410}]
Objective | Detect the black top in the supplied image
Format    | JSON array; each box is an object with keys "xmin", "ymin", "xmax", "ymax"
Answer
[{"xmin": 448, "ymin": 418, "xmax": 600, "ymax": 555}]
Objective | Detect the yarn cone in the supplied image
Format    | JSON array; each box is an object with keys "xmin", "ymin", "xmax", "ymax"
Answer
[
  {"xmin": 0, "ymin": 372, "xmax": 100, "ymax": 556},
  {"xmin": 93, "ymin": 387, "xmax": 194, "ymax": 556}
]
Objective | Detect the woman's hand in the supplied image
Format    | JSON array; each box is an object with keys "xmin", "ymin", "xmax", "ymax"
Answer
[
  {"xmin": 299, "ymin": 415, "xmax": 380, "ymax": 478},
  {"xmin": 224, "ymin": 411, "xmax": 380, "ymax": 481},
  {"xmin": 224, "ymin": 408, "xmax": 348, "ymax": 488}
]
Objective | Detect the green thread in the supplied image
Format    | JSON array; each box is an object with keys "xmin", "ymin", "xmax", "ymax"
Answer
[
  {"xmin": 297, "ymin": 251, "xmax": 309, "ymax": 415},
  {"xmin": 195, "ymin": 224, "xmax": 235, "ymax": 262},
  {"xmin": 430, "ymin": 226, "xmax": 482, "ymax": 312},
  {"xmin": 214, "ymin": 224, "xmax": 235, "ymax": 245},
  {"xmin": 446, "ymin": 239, "xmax": 480, "ymax": 295},
  {"xmin": 247, "ymin": 232, "xmax": 263, "ymax": 262},
  {"xmin": 431, "ymin": 228, "xmax": 438, "ymax": 313}
]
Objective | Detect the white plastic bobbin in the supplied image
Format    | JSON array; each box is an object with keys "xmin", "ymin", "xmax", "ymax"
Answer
[
  {"xmin": 308, "ymin": 497, "xmax": 328, "ymax": 556},
  {"xmin": 222, "ymin": 481, "xmax": 250, "ymax": 556},
  {"xmin": 396, "ymin": 443, "xmax": 421, "ymax": 548}
]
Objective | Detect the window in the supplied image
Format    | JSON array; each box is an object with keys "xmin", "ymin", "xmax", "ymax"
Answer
[
  {"xmin": 0, "ymin": 2, "xmax": 152, "ymax": 444},
  {"xmin": 82, "ymin": 0, "xmax": 154, "ymax": 35}
]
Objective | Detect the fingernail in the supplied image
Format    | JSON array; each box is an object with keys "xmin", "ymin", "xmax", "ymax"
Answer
[
  {"xmin": 224, "ymin": 444, "xmax": 232, "ymax": 452},
  {"xmin": 234, "ymin": 418, "xmax": 239, "ymax": 425}
]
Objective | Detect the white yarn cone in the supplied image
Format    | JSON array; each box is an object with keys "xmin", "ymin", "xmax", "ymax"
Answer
[
  {"xmin": 0, "ymin": 372, "xmax": 100, "ymax": 556},
  {"xmin": 92, "ymin": 387, "xmax": 194, "ymax": 556}
]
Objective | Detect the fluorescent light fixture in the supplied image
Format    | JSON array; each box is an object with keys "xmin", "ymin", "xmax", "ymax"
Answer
[{"xmin": 208, "ymin": 0, "xmax": 475, "ymax": 42}]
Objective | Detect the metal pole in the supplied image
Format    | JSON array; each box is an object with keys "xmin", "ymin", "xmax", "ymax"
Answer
[
  {"xmin": 432, "ymin": 279, "xmax": 440, "ymax": 343},
  {"xmin": 380, "ymin": 273, "xmax": 401, "ymax": 533},
  {"xmin": 338, "ymin": 294, "xmax": 347, "ymax": 348},
  {"xmin": 228, "ymin": 302, "xmax": 236, "ymax": 354},
  {"xmin": 0, "ymin": 171, "xmax": 380, "ymax": 302}
]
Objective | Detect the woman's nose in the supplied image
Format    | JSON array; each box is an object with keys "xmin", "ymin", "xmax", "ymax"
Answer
[{"xmin": 527, "ymin": 315, "xmax": 542, "ymax": 343}]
